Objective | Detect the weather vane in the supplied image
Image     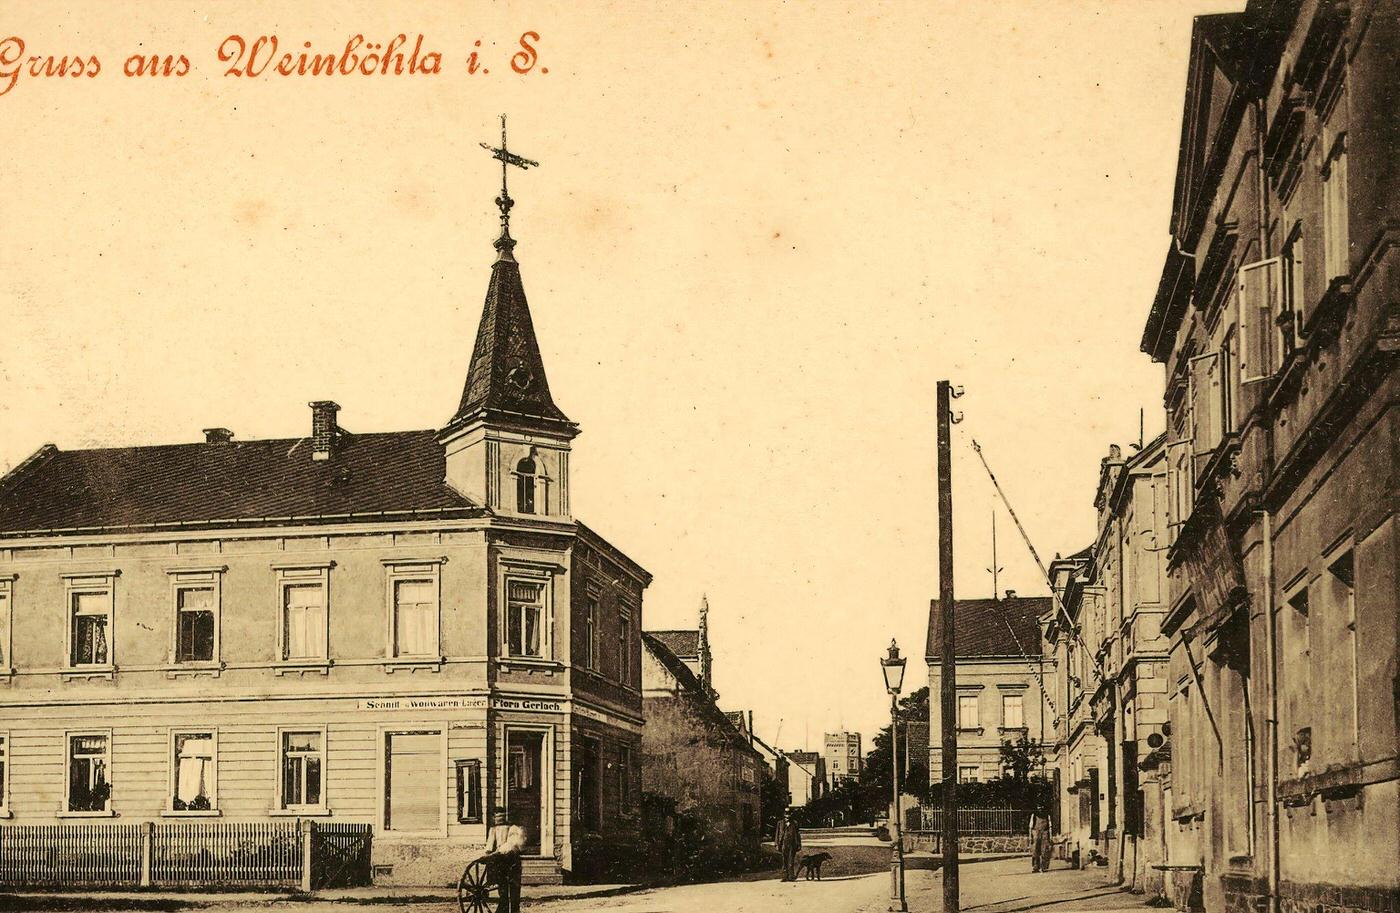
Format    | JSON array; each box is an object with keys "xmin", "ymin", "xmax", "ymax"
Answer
[{"xmin": 479, "ymin": 114, "xmax": 539, "ymax": 258}]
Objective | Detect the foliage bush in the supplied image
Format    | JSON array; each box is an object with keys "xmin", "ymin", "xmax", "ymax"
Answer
[{"xmin": 637, "ymin": 792, "xmax": 774, "ymax": 884}]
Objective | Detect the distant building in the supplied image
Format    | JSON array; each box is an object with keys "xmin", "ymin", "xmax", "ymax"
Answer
[
  {"xmin": 824, "ymin": 731, "xmax": 863, "ymax": 785},
  {"xmin": 784, "ymin": 750, "xmax": 827, "ymax": 807},
  {"xmin": 641, "ymin": 622, "xmax": 763, "ymax": 847},
  {"xmin": 926, "ymin": 593, "xmax": 1056, "ymax": 785}
]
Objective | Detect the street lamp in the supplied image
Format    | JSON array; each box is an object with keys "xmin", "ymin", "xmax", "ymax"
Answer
[{"xmin": 882, "ymin": 639, "xmax": 908, "ymax": 913}]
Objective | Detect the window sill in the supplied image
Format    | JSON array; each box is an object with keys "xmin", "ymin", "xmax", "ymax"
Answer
[
  {"xmin": 268, "ymin": 807, "xmax": 331, "ymax": 818},
  {"xmin": 57, "ymin": 809, "xmax": 116, "ymax": 818},
  {"xmin": 166, "ymin": 662, "xmax": 224, "ymax": 679},
  {"xmin": 383, "ymin": 658, "xmax": 443, "ymax": 674},
  {"xmin": 274, "ymin": 661, "xmax": 331, "ymax": 676},
  {"xmin": 499, "ymin": 657, "xmax": 563, "ymax": 673},
  {"xmin": 998, "ymin": 726, "xmax": 1029, "ymax": 734},
  {"xmin": 0, "ymin": 809, "xmax": 12, "ymax": 819},
  {"xmin": 162, "ymin": 808, "xmax": 222, "ymax": 818},
  {"xmin": 957, "ymin": 727, "xmax": 984, "ymax": 735},
  {"xmin": 62, "ymin": 666, "xmax": 115, "ymax": 682}
]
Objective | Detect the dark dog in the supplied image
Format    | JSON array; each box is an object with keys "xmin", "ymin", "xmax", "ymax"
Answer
[{"xmin": 797, "ymin": 851, "xmax": 832, "ymax": 880}]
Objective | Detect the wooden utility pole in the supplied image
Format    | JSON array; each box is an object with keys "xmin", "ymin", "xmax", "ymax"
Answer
[{"xmin": 936, "ymin": 380, "xmax": 960, "ymax": 913}]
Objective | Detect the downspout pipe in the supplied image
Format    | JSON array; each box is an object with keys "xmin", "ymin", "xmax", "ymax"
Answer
[{"xmin": 1262, "ymin": 509, "xmax": 1279, "ymax": 913}]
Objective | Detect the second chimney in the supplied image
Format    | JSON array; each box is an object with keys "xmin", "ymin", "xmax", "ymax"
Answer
[
  {"xmin": 203, "ymin": 428, "xmax": 234, "ymax": 444},
  {"xmin": 310, "ymin": 401, "xmax": 340, "ymax": 461},
  {"xmin": 1004, "ymin": 589, "xmax": 1017, "ymax": 600}
]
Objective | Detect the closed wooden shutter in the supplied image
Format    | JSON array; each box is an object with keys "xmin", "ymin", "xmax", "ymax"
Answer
[{"xmin": 385, "ymin": 732, "xmax": 440, "ymax": 833}]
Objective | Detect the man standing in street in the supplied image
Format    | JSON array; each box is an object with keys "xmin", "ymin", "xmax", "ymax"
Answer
[
  {"xmin": 1029, "ymin": 804, "xmax": 1052, "ymax": 873},
  {"xmin": 776, "ymin": 808, "xmax": 802, "ymax": 882},
  {"xmin": 483, "ymin": 809, "xmax": 526, "ymax": 913}
]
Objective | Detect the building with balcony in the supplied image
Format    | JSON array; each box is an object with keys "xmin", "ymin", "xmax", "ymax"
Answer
[
  {"xmin": 0, "ymin": 192, "xmax": 650, "ymax": 885},
  {"xmin": 1137, "ymin": 4, "xmax": 1399, "ymax": 912}
]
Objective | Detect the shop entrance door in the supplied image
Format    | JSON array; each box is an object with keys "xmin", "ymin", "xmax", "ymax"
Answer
[{"xmin": 506, "ymin": 730, "xmax": 544, "ymax": 854}]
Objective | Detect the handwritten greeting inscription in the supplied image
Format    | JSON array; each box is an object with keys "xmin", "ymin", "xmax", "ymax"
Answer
[{"xmin": 0, "ymin": 32, "xmax": 546, "ymax": 97}]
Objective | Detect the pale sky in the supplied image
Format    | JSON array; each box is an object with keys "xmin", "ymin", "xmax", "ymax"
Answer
[{"xmin": 0, "ymin": 1, "xmax": 1229, "ymax": 749}]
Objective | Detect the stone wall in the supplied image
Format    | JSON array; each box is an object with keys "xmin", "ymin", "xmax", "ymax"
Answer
[{"xmin": 906, "ymin": 832, "xmax": 1029, "ymax": 854}]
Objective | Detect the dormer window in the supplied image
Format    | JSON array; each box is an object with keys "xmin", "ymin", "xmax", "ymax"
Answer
[{"xmin": 516, "ymin": 456, "xmax": 537, "ymax": 513}]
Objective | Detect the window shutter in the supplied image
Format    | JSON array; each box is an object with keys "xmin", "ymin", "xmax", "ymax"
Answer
[
  {"xmin": 1165, "ymin": 440, "xmax": 1192, "ymax": 535},
  {"xmin": 1239, "ymin": 258, "xmax": 1281, "ymax": 383}
]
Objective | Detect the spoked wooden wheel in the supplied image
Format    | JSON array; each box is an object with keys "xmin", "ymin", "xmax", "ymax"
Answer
[{"xmin": 457, "ymin": 859, "xmax": 502, "ymax": 913}]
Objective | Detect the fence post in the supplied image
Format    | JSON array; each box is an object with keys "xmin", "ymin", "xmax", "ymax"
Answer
[
  {"xmin": 300, "ymin": 819, "xmax": 314, "ymax": 893},
  {"xmin": 139, "ymin": 821, "xmax": 154, "ymax": 887}
]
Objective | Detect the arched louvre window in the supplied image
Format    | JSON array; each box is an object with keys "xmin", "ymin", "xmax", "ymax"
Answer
[{"xmin": 516, "ymin": 455, "xmax": 538, "ymax": 514}]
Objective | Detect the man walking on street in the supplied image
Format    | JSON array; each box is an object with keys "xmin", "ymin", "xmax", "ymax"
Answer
[
  {"xmin": 776, "ymin": 808, "xmax": 802, "ymax": 882},
  {"xmin": 483, "ymin": 809, "xmax": 526, "ymax": 913}
]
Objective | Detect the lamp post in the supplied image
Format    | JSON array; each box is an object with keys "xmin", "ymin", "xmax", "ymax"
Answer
[{"xmin": 883, "ymin": 639, "xmax": 908, "ymax": 913}]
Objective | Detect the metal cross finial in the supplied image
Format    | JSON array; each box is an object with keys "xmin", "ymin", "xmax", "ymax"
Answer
[{"xmin": 479, "ymin": 114, "xmax": 539, "ymax": 259}]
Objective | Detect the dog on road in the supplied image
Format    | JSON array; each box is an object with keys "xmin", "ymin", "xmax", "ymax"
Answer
[{"xmin": 797, "ymin": 851, "xmax": 832, "ymax": 880}]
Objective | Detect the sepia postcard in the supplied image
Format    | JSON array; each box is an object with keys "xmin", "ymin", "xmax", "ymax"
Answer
[{"xmin": 0, "ymin": 2, "xmax": 1396, "ymax": 912}]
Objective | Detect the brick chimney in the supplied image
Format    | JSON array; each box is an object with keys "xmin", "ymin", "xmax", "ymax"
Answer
[
  {"xmin": 203, "ymin": 428, "xmax": 234, "ymax": 444},
  {"xmin": 1005, "ymin": 589, "xmax": 1017, "ymax": 599},
  {"xmin": 309, "ymin": 401, "xmax": 340, "ymax": 461}
]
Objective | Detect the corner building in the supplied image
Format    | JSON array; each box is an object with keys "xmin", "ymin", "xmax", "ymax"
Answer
[{"xmin": 0, "ymin": 202, "xmax": 649, "ymax": 885}]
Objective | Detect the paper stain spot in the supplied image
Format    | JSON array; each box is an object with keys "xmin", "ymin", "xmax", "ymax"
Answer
[{"xmin": 233, "ymin": 199, "xmax": 270, "ymax": 228}]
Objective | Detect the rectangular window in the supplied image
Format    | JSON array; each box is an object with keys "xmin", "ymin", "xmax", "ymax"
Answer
[
  {"xmin": 1282, "ymin": 226, "xmax": 1306, "ymax": 337},
  {"xmin": 1220, "ymin": 329, "xmax": 1237, "ymax": 434},
  {"xmin": 171, "ymin": 731, "xmax": 216, "ymax": 812},
  {"xmin": 958, "ymin": 765, "xmax": 980, "ymax": 783},
  {"xmin": 1322, "ymin": 133, "xmax": 1349, "ymax": 283},
  {"xmin": 0, "ymin": 733, "xmax": 8, "ymax": 812},
  {"xmin": 280, "ymin": 730, "xmax": 324, "ymax": 809},
  {"xmin": 1189, "ymin": 352, "xmax": 1223, "ymax": 478},
  {"xmin": 958, "ymin": 694, "xmax": 979, "ymax": 729},
  {"xmin": 0, "ymin": 577, "xmax": 12, "ymax": 670},
  {"xmin": 509, "ymin": 744, "xmax": 535, "ymax": 790},
  {"xmin": 618, "ymin": 613, "xmax": 633, "ymax": 685},
  {"xmin": 384, "ymin": 731, "xmax": 441, "ymax": 833},
  {"xmin": 1328, "ymin": 548, "xmax": 1359, "ymax": 760},
  {"xmin": 392, "ymin": 579, "xmax": 437, "ymax": 658},
  {"xmin": 67, "ymin": 733, "xmax": 111, "ymax": 813},
  {"xmin": 281, "ymin": 579, "xmax": 328, "ymax": 662},
  {"xmin": 573, "ymin": 736, "xmax": 600, "ymax": 831},
  {"xmin": 583, "ymin": 595, "xmax": 598, "ymax": 671},
  {"xmin": 456, "ymin": 759, "xmax": 482, "ymax": 823},
  {"xmin": 70, "ymin": 590, "xmax": 111, "ymax": 667},
  {"xmin": 1002, "ymin": 694, "xmax": 1025, "ymax": 729},
  {"xmin": 175, "ymin": 587, "xmax": 216, "ymax": 663},
  {"xmin": 506, "ymin": 579, "xmax": 545, "ymax": 658},
  {"xmin": 619, "ymin": 744, "xmax": 633, "ymax": 810}
]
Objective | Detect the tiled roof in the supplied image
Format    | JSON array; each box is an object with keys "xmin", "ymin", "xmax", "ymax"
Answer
[
  {"xmin": 643, "ymin": 633, "xmax": 760, "ymax": 760},
  {"xmin": 642, "ymin": 632, "xmax": 704, "ymax": 693},
  {"xmin": 647, "ymin": 629, "xmax": 700, "ymax": 659},
  {"xmin": 925, "ymin": 596, "xmax": 1051, "ymax": 660},
  {"xmin": 0, "ymin": 430, "xmax": 482, "ymax": 535},
  {"xmin": 446, "ymin": 256, "xmax": 572, "ymax": 431}
]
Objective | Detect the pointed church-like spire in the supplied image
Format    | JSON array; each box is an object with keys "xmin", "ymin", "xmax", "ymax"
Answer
[
  {"xmin": 698, "ymin": 593, "xmax": 714, "ymax": 695},
  {"xmin": 445, "ymin": 117, "xmax": 573, "ymax": 434}
]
